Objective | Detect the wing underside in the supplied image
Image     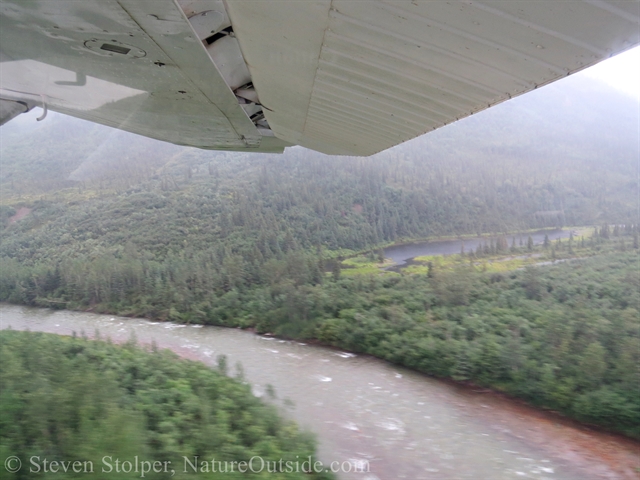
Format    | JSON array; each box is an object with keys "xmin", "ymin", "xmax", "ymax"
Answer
[{"xmin": 1, "ymin": 0, "xmax": 639, "ymax": 155}]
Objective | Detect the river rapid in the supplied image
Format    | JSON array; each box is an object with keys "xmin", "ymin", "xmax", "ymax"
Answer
[{"xmin": 1, "ymin": 304, "xmax": 638, "ymax": 480}]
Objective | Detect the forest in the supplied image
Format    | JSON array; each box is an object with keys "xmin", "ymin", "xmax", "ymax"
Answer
[
  {"xmin": 0, "ymin": 72, "xmax": 638, "ymax": 439},
  {"xmin": 0, "ymin": 330, "xmax": 333, "ymax": 479}
]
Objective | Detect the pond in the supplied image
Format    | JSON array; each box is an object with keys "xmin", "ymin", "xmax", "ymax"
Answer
[{"xmin": 383, "ymin": 229, "xmax": 574, "ymax": 267}]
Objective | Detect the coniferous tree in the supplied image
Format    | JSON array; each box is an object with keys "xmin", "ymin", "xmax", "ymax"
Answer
[
  {"xmin": 527, "ymin": 236, "xmax": 534, "ymax": 251},
  {"xmin": 331, "ymin": 260, "xmax": 342, "ymax": 281}
]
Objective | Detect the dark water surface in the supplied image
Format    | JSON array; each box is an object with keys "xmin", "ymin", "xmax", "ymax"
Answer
[
  {"xmin": 383, "ymin": 229, "xmax": 573, "ymax": 266},
  {"xmin": 1, "ymin": 304, "xmax": 638, "ymax": 480}
]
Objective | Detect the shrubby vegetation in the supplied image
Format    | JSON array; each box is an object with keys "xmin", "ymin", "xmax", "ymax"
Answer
[
  {"xmin": 313, "ymin": 248, "xmax": 639, "ymax": 439},
  {"xmin": 1, "ymin": 227, "xmax": 638, "ymax": 439},
  {"xmin": 1, "ymin": 73, "xmax": 638, "ymax": 440},
  {"xmin": 0, "ymin": 330, "xmax": 333, "ymax": 479}
]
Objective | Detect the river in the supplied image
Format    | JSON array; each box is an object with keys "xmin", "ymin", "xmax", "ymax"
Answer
[
  {"xmin": 383, "ymin": 229, "xmax": 573, "ymax": 267},
  {"xmin": 1, "ymin": 304, "xmax": 638, "ymax": 480}
]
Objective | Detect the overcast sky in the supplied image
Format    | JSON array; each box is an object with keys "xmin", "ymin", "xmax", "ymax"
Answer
[{"xmin": 582, "ymin": 45, "xmax": 640, "ymax": 101}]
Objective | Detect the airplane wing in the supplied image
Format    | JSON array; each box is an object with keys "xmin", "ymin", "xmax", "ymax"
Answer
[{"xmin": 1, "ymin": 0, "xmax": 638, "ymax": 155}]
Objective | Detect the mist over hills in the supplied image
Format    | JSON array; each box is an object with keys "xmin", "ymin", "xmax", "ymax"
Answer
[
  {"xmin": 1, "ymin": 70, "xmax": 638, "ymax": 249},
  {"xmin": 411, "ymin": 72, "xmax": 638, "ymax": 169},
  {"xmin": 1, "ymin": 71, "xmax": 638, "ymax": 194}
]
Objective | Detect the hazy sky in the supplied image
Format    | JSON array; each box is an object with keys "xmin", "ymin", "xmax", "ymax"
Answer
[{"xmin": 582, "ymin": 45, "xmax": 640, "ymax": 101}]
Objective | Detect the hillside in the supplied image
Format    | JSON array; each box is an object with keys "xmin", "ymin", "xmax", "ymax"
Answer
[
  {"xmin": 1, "ymin": 73, "xmax": 638, "ymax": 225},
  {"xmin": 1, "ymin": 71, "xmax": 639, "ymax": 440}
]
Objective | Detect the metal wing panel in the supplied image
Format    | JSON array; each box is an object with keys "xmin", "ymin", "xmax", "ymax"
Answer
[
  {"xmin": 227, "ymin": 0, "xmax": 640, "ymax": 156},
  {"xmin": 0, "ymin": 0, "xmax": 289, "ymax": 152},
  {"xmin": 3, "ymin": 0, "xmax": 638, "ymax": 155},
  {"xmin": 224, "ymin": 0, "xmax": 333, "ymax": 144}
]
